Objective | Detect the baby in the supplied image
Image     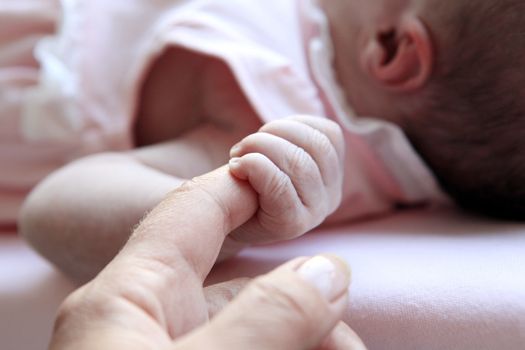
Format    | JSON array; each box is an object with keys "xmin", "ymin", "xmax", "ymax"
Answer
[
  {"xmin": 322, "ymin": 0, "xmax": 525, "ymax": 218},
  {"xmin": 11, "ymin": 0, "xmax": 525, "ymax": 281}
]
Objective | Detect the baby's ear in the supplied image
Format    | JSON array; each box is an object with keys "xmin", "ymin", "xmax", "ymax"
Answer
[{"xmin": 361, "ymin": 16, "xmax": 434, "ymax": 92}]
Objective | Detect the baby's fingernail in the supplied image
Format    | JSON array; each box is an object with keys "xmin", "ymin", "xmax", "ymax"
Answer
[
  {"xmin": 297, "ymin": 255, "xmax": 351, "ymax": 302},
  {"xmin": 229, "ymin": 157, "xmax": 241, "ymax": 168},
  {"xmin": 230, "ymin": 144, "xmax": 242, "ymax": 157}
]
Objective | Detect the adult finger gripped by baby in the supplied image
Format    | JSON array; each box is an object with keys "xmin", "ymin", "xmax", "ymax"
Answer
[{"xmin": 49, "ymin": 165, "xmax": 365, "ymax": 349}]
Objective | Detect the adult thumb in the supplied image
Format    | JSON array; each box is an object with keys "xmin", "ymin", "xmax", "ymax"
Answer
[{"xmin": 177, "ymin": 255, "xmax": 365, "ymax": 350}]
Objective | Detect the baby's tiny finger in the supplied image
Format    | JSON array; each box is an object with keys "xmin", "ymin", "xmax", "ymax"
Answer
[
  {"xmin": 287, "ymin": 115, "xmax": 345, "ymax": 163},
  {"xmin": 228, "ymin": 153, "xmax": 320, "ymax": 242},
  {"xmin": 229, "ymin": 153, "xmax": 304, "ymax": 220},
  {"xmin": 229, "ymin": 133, "xmax": 326, "ymax": 211},
  {"xmin": 260, "ymin": 119, "xmax": 341, "ymax": 187}
]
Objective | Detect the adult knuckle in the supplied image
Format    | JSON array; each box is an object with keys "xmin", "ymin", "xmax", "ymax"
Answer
[
  {"xmin": 54, "ymin": 287, "xmax": 98, "ymax": 333},
  {"xmin": 56, "ymin": 290, "xmax": 84, "ymax": 321},
  {"xmin": 249, "ymin": 278, "xmax": 314, "ymax": 325}
]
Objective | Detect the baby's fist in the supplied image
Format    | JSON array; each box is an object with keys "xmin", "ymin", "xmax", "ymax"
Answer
[{"xmin": 228, "ymin": 115, "xmax": 345, "ymax": 244}]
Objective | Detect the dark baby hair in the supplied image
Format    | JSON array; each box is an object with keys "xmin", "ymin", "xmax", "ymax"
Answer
[{"xmin": 404, "ymin": 1, "xmax": 525, "ymax": 219}]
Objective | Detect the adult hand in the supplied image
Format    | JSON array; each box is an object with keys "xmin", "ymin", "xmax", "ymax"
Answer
[{"xmin": 49, "ymin": 166, "xmax": 366, "ymax": 349}]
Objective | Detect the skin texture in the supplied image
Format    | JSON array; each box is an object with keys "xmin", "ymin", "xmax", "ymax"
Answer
[
  {"xmin": 229, "ymin": 116, "xmax": 345, "ymax": 243},
  {"xmin": 48, "ymin": 148, "xmax": 367, "ymax": 350}
]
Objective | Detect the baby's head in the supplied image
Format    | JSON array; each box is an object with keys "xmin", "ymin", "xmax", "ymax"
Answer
[{"xmin": 321, "ymin": 0, "xmax": 525, "ymax": 219}]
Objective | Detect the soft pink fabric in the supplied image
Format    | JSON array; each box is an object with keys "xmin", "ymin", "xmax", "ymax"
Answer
[
  {"xmin": 2, "ymin": 208, "xmax": 524, "ymax": 350},
  {"xmin": 0, "ymin": 0, "xmax": 61, "ymax": 230},
  {"xmin": 208, "ymin": 207, "xmax": 525, "ymax": 350},
  {"xmin": 1, "ymin": 0, "xmax": 444, "ymax": 231}
]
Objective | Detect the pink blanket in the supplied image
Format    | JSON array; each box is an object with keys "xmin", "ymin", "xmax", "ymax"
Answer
[{"xmin": 1, "ymin": 207, "xmax": 524, "ymax": 350}]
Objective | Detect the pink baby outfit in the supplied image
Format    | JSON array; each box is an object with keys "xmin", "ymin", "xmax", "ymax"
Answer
[
  {"xmin": 0, "ymin": 0, "xmax": 61, "ymax": 231},
  {"xmin": 1, "ymin": 0, "xmax": 445, "ymax": 232}
]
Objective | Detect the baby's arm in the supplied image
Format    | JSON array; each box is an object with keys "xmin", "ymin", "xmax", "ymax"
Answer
[
  {"xmin": 228, "ymin": 115, "xmax": 345, "ymax": 244},
  {"xmin": 20, "ymin": 123, "xmax": 236, "ymax": 283},
  {"xmin": 20, "ymin": 153, "xmax": 181, "ymax": 281},
  {"xmin": 20, "ymin": 115, "xmax": 344, "ymax": 283}
]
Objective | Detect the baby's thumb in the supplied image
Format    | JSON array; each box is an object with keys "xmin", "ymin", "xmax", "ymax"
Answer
[{"xmin": 178, "ymin": 255, "xmax": 364, "ymax": 350}]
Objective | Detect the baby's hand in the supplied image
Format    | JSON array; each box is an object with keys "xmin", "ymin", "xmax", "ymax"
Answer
[{"xmin": 228, "ymin": 115, "xmax": 345, "ymax": 244}]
